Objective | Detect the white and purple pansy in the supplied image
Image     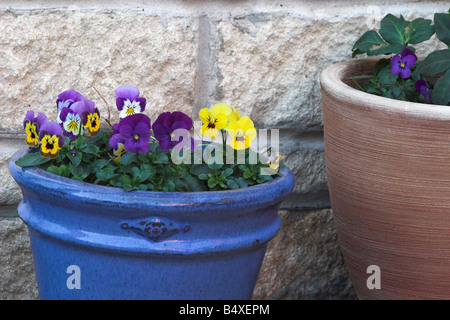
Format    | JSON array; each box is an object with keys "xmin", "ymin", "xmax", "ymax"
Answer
[
  {"xmin": 59, "ymin": 107, "xmax": 84, "ymax": 140},
  {"xmin": 115, "ymin": 85, "xmax": 147, "ymax": 120},
  {"xmin": 23, "ymin": 110, "xmax": 47, "ymax": 148},
  {"xmin": 56, "ymin": 90, "xmax": 84, "ymax": 124},
  {"xmin": 70, "ymin": 99, "xmax": 101, "ymax": 137}
]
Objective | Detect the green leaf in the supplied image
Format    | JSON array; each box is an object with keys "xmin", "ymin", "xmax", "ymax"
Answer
[
  {"xmin": 435, "ymin": 13, "xmax": 450, "ymax": 46},
  {"xmin": 119, "ymin": 152, "xmax": 138, "ymax": 165},
  {"xmin": 208, "ymin": 162, "xmax": 224, "ymax": 170},
  {"xmin": 81, "ymin": 143, "xmax": 100, "ymax": 155},
  {"xmin": 96, "ymin": 166, "xmax": 118, "ymax": 182},
  {"xmin": 352, "ymin": 30, "xmax": 388, "ymax": 56},
  {"xmin": 221, "ymin": 167, "xmax": 234, "ymax": 178},
  {"xmin": 198, "ymin": 173, "xmax": 209, "ymax": 180},
  {"xmin": 47, "ymin": 165, "xmax": 62, "ymax": 175},
  {"xmin": 226, "ymin": 179, "xmax": 239, "ymax": 189},
  {"xmin": 184, "ymin": 175, "xmax": 208, "ymax": 192},
  {"xmin": 433, "ymin": 69, "xmax": 450, "ymax": 105},
  {"xmin": 90, "ymin": 159, "xmax": 110, "ymax": 172},
  {"xmin": 69, "ymin": 152, "xmax": 82, "ymax": 167},
  {"xmin": 379, "ymin": 14, "xmax": 408, "ymax": 45},
  {"xmin": 415, "ymin": 49, "xmax": 450, "ymax": 75},
  {"xmin": 15, "ymin": 152, "xmax": 51, "ymax": 167},
  {"xmin": 377, "ymin": 67, "xmax": 398, "ymax": 85},
  {"xmin": 154, "ymin": 153, "xmax": 169, "ymax": 164},
  {"xmin": 406, "ymin": 18, "xmax": 435, "ymax": 44},
  {"xmin": 207, "ymin": 179, "xmax": 218, "ymax": 189}
]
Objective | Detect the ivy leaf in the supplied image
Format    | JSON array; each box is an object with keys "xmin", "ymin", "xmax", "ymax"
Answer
[
  {"xmin": 405, "ymin": 18, "xmax": 435, "ymax": 44},
  {"xmin": 433, "ymin": 69, "xmax": 450, "ymax": 106},
  {"xmin": 15, "ymin": 152, "xmax": 51, "ymax": 167},
  {"xmin": 379, "ymin": 14, "xmax": 409, "ymax": 45},
  {"xmin": 352, "ymin": 30, "xmax": 389, "ymax": 57},
  {"xmin": 415, "ymin": 49, "xmax": 450, "ymax": 75},
  {"xmin": 435, "ymin": 12, "xmax": 450, "ymax": 46}
]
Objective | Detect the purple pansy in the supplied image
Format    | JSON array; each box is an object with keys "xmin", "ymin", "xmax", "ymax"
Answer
[
  {"xmin": 56, "ymin": 90, "xmax": 84, "ymax": 124},
  {"xmin": 152, "ymin": 112, "xmax": 193, "ymax": 151},
  {"xmin": 38, "ymin": 121, "xmax": 66, "ymax": 159},
  {"xmin": 70, "ymin": 99, "xmax": 101, "ymax": 136},
  {"xmin": 109, "ymin": 113, "xmax": 151, "ymax": 154},
  {"xmin": 391, "ymin": 48, "xmax": 418, "ymax": 79},
  {"xmin": 23, "ymin": 111, "xmax": 47, "ymax": 148},
  {"xmin": 415, "ymin": 79, "xmax": 431, "ymax": 102},
  {"xmin": 115, "ymin": 85, "xmax": 147, "ymax": 119}
]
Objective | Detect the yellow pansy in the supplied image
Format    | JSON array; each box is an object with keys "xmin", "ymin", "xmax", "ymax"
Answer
[
  {"xmin": 40, "ymin": 134, "xmax": 62, "ymax": 159},
  {"xmin": 85, "ymin": 112, "xmax": 101, "ymax": 137},
  {"xmin": 25, "ymin": 122, "xmax": 39, "ymax": 148},
  {"xmin": 267, "ymin": 155, "xmax": 284, "ymax": 170},
  {"xmin": 114, "ymin": 143, "xmax": 126, "ymax": 162},
  {"xmin": 199, "ymin": 103, "xmax": 231, "ymax": 139},
  {"xmin": 227, "ymin": 105, "xmax": 241, "ymax": 125},
  {"xmin": 227, "ymin": 116, "xmax": 257, "ymax": 150}
]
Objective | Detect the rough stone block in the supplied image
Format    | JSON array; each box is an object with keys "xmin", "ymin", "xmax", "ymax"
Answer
[
  {"xmin": 0, "ymin": 10, "xmax": 197, "ymax": 131},
  {"xmin": 253, "ymin": 209, "xmax": 356, "ymax": 300}
]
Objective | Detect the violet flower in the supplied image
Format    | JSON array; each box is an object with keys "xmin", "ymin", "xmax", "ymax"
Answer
[
  {"xmin": 415, "ymin": 80, "xmax": 431, "ymax": 102},
  {"xmin": 56, "ymin": 90, "xmax": 84, "ymax": 124},
  {"xmin": 23, "ymin": 111, "xmax": 47, "ymax": 148},
  {"xmin": 71, "ymin": 99, "xmax": 101, "ymax": 136},
  {"xmin": 38, "ymin": 121, "xmax": 66, "ymax": 159},
  {"xmin": 115, "ymin": 85, "xmax": 147, "ymax": 119},
  {"xmin": 109, "ymin": 113, "xmax": 151, "ymax": 154},
  {"xmin": 152, "ymin": 111, "xmax": 193, "ymax": 151},
  {"xmin": 391, "ymin": 48, "xmax": 418, "ymax": 79}
]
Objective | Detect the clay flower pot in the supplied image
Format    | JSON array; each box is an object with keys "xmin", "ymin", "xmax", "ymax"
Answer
[
  {"xmin": 321, "ymin": 57, "xmax": 450, "ymax": 300},
  {"xmin": 8, "ymin": 149, "xmax": 294, "ymax": 300}
]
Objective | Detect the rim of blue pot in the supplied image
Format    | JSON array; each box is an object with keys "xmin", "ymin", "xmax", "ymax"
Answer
[{"xmin": 9, "ymin": 148, "xmax": 295, "ymax": 215}]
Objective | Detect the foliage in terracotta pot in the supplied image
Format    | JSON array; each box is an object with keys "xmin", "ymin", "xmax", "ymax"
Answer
[
  {"xmin": 321, "ymin": 10, "xmax": 450, "ymax": 300},
  {"xmin": 352, "ymin": 11, "xmax": 449, "ymax": 106}
]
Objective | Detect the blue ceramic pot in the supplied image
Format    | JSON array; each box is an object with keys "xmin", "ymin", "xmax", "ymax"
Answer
[{"xmin": 9, "ymin": 149, "xmax": 294, "ymax": 300}]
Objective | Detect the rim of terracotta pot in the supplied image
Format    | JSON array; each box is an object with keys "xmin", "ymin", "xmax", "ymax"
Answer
[
  {"xmin": 320, "ymin": 57, "xmax": 450, "ymax": 120},
  {"xmin": 9, "ymin": 148, "xmax": 295, "ymax": 216}
]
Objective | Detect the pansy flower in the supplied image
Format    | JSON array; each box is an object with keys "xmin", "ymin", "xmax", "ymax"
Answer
[
  {"xmin": 70, "ymin": 99, "xmax": 101, "ymax": 136},
  {"xmin": 391, "ymin": 48, "xmax": 418, "ymax": 79},
  {"xmin": 199, "ymin": 104, "xmax": 232, "ymax": 139},
  {"xmin": 59, "ymin": 107, "xmax": 84, "ymax": 140},
  {"xmin": 109, "ymin": 123, "xmax": 125, "ymax": 162},
  {"xmin": 56, "ymin": 90, "xmax": 84, "ymax": 124},
  {"xmin": 415, "ymin": 79, "xmax": 431, "ymax": 102},
  {"xmin": 227, "ymin": 116, "xmax": 257, "ymax": 150},
  {"xmin": 152, "ymin": 111, "xmax": 193, "ymax": 151},
  {"xmin": 23, "ymin": 111, "xmax": 47, "ymax": 148},
  {"xmin": 38, "ymin": 121, "xmax": 66, "ymax": 159},
  {"xmin": 109, "ymin": 113, "xmax": 151, "ymax": 154},
  {"xmin": 115, "ymin": 85, "xmax": 147, "ymax": 119}
]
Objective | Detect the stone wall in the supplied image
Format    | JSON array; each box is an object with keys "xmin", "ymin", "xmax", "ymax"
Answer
[{"xmin": 1, "ymin": 0, "xmax": 447, "ymax": 300}]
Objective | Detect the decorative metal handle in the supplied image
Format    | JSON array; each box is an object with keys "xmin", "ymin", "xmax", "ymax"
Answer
[{"xmin": 120, "ymin": 217, "xmax": 191, "ymax": 242}]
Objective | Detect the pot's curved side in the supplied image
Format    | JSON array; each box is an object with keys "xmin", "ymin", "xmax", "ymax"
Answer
[
  {"xmin": 321, "ymin": 58, "xmax": 450, "ymax": 300},
  {"xmin": 8, "ymin": 149, "xmax": 295, "ymax": 300}
]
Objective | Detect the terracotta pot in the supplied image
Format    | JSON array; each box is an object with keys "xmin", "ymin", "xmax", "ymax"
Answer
[{"xmin": 321, "ymin": 57, "xmax": 450, "ymax": 300}]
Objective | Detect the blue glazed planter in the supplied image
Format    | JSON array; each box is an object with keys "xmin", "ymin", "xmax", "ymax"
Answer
[{"xmin": 9, "ymin": 149, "xmax": 295, "ymax": 300}]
